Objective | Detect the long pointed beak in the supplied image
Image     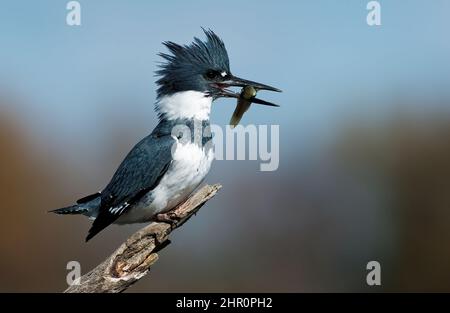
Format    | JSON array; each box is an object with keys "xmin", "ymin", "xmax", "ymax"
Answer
[
  {"xmin": 215, "ymin": 75, "xmax": 282, "ymax": 106},
  {"xmin": 222, "ymin": 75, "xmax": 282, "ymax": 93}
]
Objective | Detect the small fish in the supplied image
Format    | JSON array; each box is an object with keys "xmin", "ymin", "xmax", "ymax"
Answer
[{"xmin": 229, "ymin": 85, "xmax": 257, "ymax": 128}]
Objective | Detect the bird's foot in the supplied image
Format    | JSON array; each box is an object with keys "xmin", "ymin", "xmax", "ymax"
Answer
[{"xmin": 155, "ymin": 212, "xmax": 179, "ymax": 227}]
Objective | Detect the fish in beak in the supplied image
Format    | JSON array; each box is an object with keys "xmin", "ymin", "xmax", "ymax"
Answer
[
  {"xmin": 230, "ymin": 85, "xmax": 256, "ymax": 128},
  {"xmin": 212, "ymin": 75, "xmax": 281, "ymax": 127}
]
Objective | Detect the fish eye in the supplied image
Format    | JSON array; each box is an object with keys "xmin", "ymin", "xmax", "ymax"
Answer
[{"xmin": 205, "ymin": 70, "xmax": 220, "ymax": 79}]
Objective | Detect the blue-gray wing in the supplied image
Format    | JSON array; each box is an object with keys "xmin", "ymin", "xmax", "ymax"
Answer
[{"xmin": 86, "ymin": 133, "xmax": 175, "ymax": 241}]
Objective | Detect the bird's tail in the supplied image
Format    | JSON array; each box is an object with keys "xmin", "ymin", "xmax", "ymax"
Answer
[
  {"xmin": 50, "ymin": 192, "xmax": 101, "ymax": 217},
  {"xmin": 49, "ymin": 204, "xmax": 88, "ymax": 215}
]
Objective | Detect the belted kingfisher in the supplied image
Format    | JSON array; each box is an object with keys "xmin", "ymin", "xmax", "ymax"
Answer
[{"xmin": 52, "ymin": 29, "xmax": 281, "ymax": 241}]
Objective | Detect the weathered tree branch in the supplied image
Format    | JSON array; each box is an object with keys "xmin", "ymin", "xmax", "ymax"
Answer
[{"xmin": 64, "ymin": 184, "xmax": 222, "ymax": 293}]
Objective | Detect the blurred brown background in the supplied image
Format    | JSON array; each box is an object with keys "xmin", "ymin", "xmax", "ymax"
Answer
[{"xmin": 2, "ymin": 97, "xmax": 450, "ymax": 292}]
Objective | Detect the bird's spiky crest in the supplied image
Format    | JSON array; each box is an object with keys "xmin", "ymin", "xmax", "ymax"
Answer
[{"xmin": 155, "ymin": 28, "xmax": 230, "ymax": 99}]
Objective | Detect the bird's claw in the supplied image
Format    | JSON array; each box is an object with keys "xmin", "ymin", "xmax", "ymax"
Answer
[{"xmin": 155, "ymin": 212, "xmax": 179, "ymax": 226}]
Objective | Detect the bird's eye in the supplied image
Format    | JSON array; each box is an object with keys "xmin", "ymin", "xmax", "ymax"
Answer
[{"xmin": 205, "ymin": 70, "xmax": 219, "ymax": 79}]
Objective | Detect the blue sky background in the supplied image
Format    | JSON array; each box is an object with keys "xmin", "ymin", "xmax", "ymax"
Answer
[{"xmin": 2, "ymin": 0, "xmax": 450, "ymax": 162}]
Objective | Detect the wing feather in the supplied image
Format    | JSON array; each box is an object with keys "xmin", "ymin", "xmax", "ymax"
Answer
[{"xmin": 85, "ymin": 133, "xmax": 175, "ymax": 241}]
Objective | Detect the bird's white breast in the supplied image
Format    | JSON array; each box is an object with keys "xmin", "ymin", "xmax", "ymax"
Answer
[
  {"xmin": 151, "ymin": 140, "xmax": 214, "ymax": 211},
  {"xmin": 116, "ymin": 139, "xmax": 214, "ymax": 224}
]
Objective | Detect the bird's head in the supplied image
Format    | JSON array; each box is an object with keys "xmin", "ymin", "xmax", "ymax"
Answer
[{"xmin": 155, "ymin": 29, "xmax": 280, "ymax": 120}]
